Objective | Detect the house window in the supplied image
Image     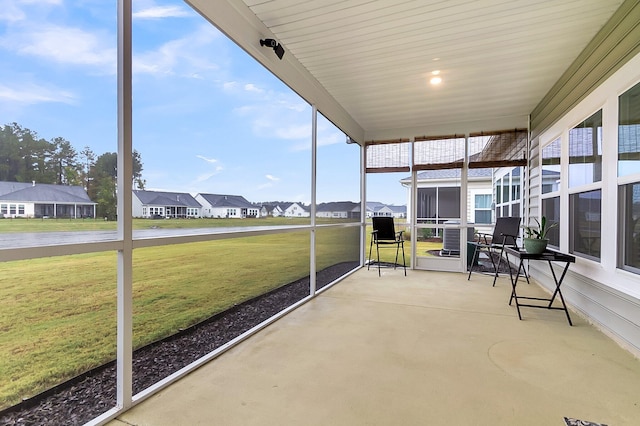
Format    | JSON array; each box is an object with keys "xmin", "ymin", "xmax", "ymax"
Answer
[
  {"xmin": 618, "ymin": 81, "xmax": 640, "ymax": 177},
  {"xmin": 18, "ymin": 205, "xmax": 25, "ymax": 215},
  {"xmin": 541, "ymin": 196, "xmax": 560, "ymax": 248},
  {"xmin": 142, "ymin": 207, "xmax": 147, "ymax": 216},
  {"xmin": 474, "ymin": 194, "xmax": 492, "ymax": 224},
  {"xmin": 618, "ymin": 81, "xmax": 640, "ymax": 273},
  {"xmin": 569, "ymin": 189, "xmax": 601, "ymax": 260},
  {"xmin": 502, "ymin": 178, "xmax": 510, "ymax": 204},
  {"xmin": 494, "ymin": 167, "xmax": 522, "ymax": 218},
  {"xmin": 569, "ymin": 110, "xmax": 602, "ymax": 187},
  {"xmin": 618, "ymin": 182, "xmax": 640, "ymax": 273},
  {"xmin": 542, "ymin": 137, "xmax": 561, "ymax": 194},
  {"xmin": 416, "ymin": 187, "xmax": 461, "ymax": 223},
  {"xmin": 1, "ymin": 204, "xmax": 7, "ymax": 215},
  {"xmin": 9, "ymin": 204, "xmax": 16, "ymax": 215}
]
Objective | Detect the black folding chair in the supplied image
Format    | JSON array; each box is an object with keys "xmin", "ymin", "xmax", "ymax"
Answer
[
  {"xmin": 467, "ymin": 217, "xmax": 529, "ymax": 286},
  {"xmin": 368, "ymin": 217, "xmax": 406, "ymax": 276}
]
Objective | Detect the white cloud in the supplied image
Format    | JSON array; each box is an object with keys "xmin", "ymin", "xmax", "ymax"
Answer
[
  {"xmin": 192, "ymin": 155, "xmax": 224, "ymax": 184},
  {"xmin": 290, "ymin": 140, "xmax": 311, "ymax": 151},
  {"xmin": 244, "ymin": 83, "xmax": 263, "ymax": 94},
  {"xmin": 230, "ymin": 89, "xmax": 311, "ymax": 147},
  {"xmin": 0, "ymin": 0, "xmax": 62, "ymax": 22},
  {"xmin": 265, "ymin": 174, "xmax": 280, "ymax": 182},
  {"xmin": 20, "ymin": 0, "xmax": 61, "ymax": 4},
  {"xmin": 0, "ymin": 2, "xmax": 24, "ymax": 22},
  {"xmin": 223, "ymin": 81, "xmax": 238, "ymax": 91},
  {"xmin": 133, "ymin": 6, "xmax": 191, "ymax": 19},
  {"xmin": 317, "ymin": 131, "xmax": 343, "ymax": 147},
  {"xmin": 0, "ymin": 82, "xmax": 76, "ymax": 105},
  {"xmin": 290, "ymin": 125, "xmax": 343, "ymax": 151},
  {"xmin": 3, "ymin": 24, "xmax": 115, "ymax": 71},
  {"xmin": 196, "ymin": 155, "xmax": 218, "ymax": 164},
  {"xmin": 192, "ymin": 169, "xmax": 222, "ymax": 184},
  {"xmin": 275, "ymin": 124, "xmax": 311, "ymax": 140},
  {"xmin": 133, "ymin": 25, "xmax": 221, "ymax": 77}
]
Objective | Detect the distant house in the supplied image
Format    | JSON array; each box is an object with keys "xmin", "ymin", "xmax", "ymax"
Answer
[
  {"xmin": 283, "ymin": 202, "xmax": 310, "ymax": 217},
  {"xmin": 0, "ymin": 181, "xmax": 96, "ymax": 219},
  {"xmin": 258, "ymin": 204, "xmax": 272, "ymax": 217},
  {"xmin": 196, "ymin": 193, "xmax": 260, "ymax": 218},
  {"xmin": 132, "ymin": 190, "xmax": 201, "ymax": 218},
  {"xmin": 316, "ymin": 201, "xmax": 360, "ymax": 219},
  {"xmin": 387, "ymin": 205, "xmax": 407, "ymax": 219},
  {"xmin": 258, "ymin": 202, "xmax": 309, "ymax": 217},
  {"xmin": 272, "ymin": 205, "xmax": 286, "ymax": 217},
  {"xmin": 400, "ymin": 168, "xmax": 493, "ymax": 224},
  {"xmin": 366, "ymin": 201, "xmax": 406, "ymax": 219},
  {"xmin": 365, "ymin": 201, "xmax": 386, "ymax": 218},
  {"xmin": 258, "ymin": 202, "xmax": 285, "ymax": 217}
]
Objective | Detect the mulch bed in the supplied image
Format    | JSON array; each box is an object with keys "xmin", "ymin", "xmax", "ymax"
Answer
[{"xmin": 0, "ymin": 262, "xmax": 359, "ymax": 426}]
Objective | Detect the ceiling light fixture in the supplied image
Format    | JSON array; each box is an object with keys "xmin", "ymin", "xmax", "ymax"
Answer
[
  {"xmin": 260, "ymin": 38, "xmax": 285, "ymax": 60},
  {"xmin": 430, "ymin": 76, "xmax": 442, "ymax": 85}
]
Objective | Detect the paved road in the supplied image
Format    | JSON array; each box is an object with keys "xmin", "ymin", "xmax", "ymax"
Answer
[{"xmin": 0, "ymin": 225, "xmax": 303, "ymax": 250}]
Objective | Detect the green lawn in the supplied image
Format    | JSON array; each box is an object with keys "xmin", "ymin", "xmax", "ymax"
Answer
[
  {"xmin": 0, "ymin": 220, "xmax": 360, "ymax": 409},
  {"xmin": 0, "ymin": 218, "xmax": 444, "ymax": 409}
]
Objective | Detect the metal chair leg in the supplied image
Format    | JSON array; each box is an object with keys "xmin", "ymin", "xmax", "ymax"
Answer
[{"xmin": 467, "ymin": 243, "xmax": 479, "ymax": 280}]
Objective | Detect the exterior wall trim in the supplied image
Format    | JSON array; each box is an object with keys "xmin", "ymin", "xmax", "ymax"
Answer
[{"xmin": 531, "ymin": 0, "xmax": 640, "ymax": 138}]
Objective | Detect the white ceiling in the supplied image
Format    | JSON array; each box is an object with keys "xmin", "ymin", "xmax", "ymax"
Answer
[{"xmin": 190, "ymin": 0, "xmax": 624, "ymax": 140}]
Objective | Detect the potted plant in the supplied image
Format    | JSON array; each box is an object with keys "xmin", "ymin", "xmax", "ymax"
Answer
[{"xmin": 523, "ymin": 216, "xmax": 557, "ymax": 254}]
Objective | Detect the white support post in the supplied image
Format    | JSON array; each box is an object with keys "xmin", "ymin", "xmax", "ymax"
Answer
[
  {"xmin": 310, "ymin": 105, "xmax": 317, "ymax": 294},
  {"xmin": 461, "ymin": 134, "xmax": 469, "ymax": 272},
  {"xmin": 116, "ymin": 0, "xmax": 133, "ymax": 411},
  {"xmin": 410, "ymin": 138, "xmax": 416, "ymax": 269},
  {"xmin": 360, "ymin": 138, "xmax": 366, "ymax": 267}
]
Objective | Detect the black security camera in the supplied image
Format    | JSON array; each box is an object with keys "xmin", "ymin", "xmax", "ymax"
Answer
[
  {"xmin": 260, "ymin": 39, "xmax": 277, "ymax": 48},
  {"xmin": 260, "ymin": 38, "xmax": 285, "ymax": 60}
]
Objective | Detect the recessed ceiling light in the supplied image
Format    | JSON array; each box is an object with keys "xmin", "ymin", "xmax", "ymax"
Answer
[{"xmin": 430, "ymin": 76, "xmax": 442, "ymax": 85}]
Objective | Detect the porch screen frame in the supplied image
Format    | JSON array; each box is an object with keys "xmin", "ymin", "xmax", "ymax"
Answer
[
  {"xmin": 468, "ymin": 128, "xmax": 528, "ymax": 169},
  {"xmin": 365, "ymin": 139, "xmax": 410, "ymax": 173}
]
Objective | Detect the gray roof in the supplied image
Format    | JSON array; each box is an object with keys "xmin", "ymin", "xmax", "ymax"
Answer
[
  {"xmin": 134, "ymin": 190, "xmax": 201, "ymax": 207},
  {"xmin": 286, "ymin": 202, "xmax": 309, "ymax": 212},
  {"xmin": 198, "ymin": 193, "xmax": 254, "ymax": 209},
  {"xmin": 0, "ymin": 181, "xmax": 95, "ymax": 204},
  {"xmin": 386, "ymin": 205, "xmax": 407, "ymax": 214},
  {"xmin": 317, "ymin": 201, "xmax": 360, "ymax": 212},
  {"xmin": 366, "ymin": 201, "xmax": 386, "ymax": 211},
  {"xmin": 401, "ymin": 167, "xmax": 492, "ymax": 183}
]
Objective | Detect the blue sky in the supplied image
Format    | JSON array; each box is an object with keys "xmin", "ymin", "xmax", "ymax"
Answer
[{"xmin": 0, "ymin": 0, "xmax": 406, "ymax": 205}]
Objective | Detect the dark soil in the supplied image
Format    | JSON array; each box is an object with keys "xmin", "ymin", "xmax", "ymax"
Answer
[{"xmin": 0, "ymin": 262, "xmax": 359, "ymax": 426}]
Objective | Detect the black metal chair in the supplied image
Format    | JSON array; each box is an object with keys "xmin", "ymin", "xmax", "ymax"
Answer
[
  {"xmin": 368, "ymin": 217, "xmax": 406, "ymax": 276},
  {"xmin": 467, "ymin": 216, "xmax": 528, "ymax": 286}
]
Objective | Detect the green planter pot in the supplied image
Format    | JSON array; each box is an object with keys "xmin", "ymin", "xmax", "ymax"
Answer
[{"xmin": 524, "ymin": 238, "xmax": 548, "ymax": 254}]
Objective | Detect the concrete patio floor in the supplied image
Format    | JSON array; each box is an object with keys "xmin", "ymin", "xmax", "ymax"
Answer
[{"xmin": 108, "ymin": 268, "xmax": 640, "ymax": 426}]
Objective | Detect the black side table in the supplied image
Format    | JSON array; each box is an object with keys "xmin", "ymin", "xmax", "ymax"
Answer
[{"xmin": 504, "ymin": 247, "xmax": 575, "ymax": 325}]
